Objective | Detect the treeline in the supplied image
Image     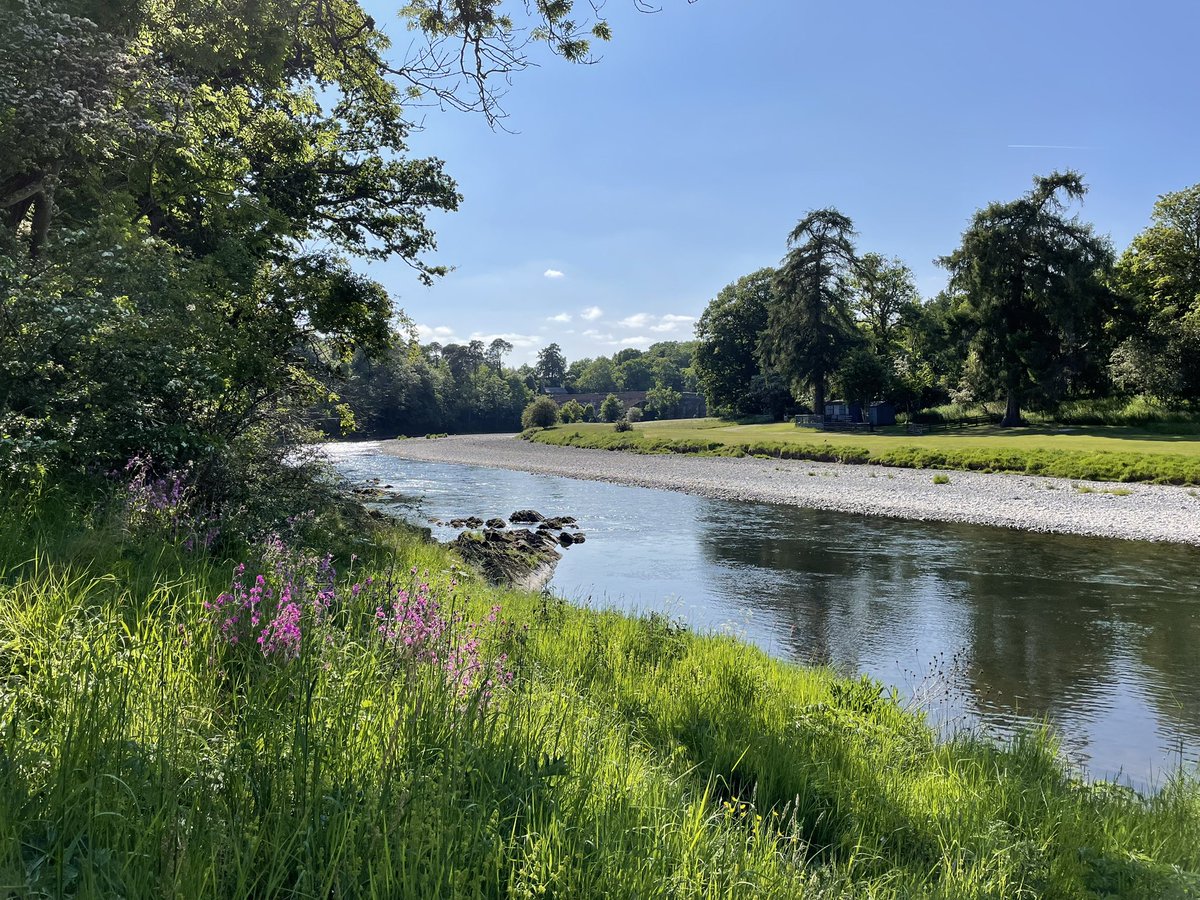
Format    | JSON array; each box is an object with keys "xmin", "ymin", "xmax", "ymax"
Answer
[
  {"xmin": 328, "ymin": 338, "xmax": 700, "ymax": 436},
  {"xmin": 695, "ymin": 175, "xmax": 1200, "ymax": 426}
]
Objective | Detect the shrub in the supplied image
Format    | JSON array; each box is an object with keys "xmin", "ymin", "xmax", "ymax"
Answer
[
  {"xmin": 581, "ymin": 403, "xmax": 597, "ymax": 422},
  {"xmin": 932, "ymin": 474, "xmax": 951, "ymax": 485},
  {"xmin": 560, "ymin": 399, "xmax": 585, "ymax": 423},
  {"xmin": 626, "ymin": 406, "xmax": 644, "ymax": 423},
  {"xmin": 521, "ymin": 396, "xmax": 561, "ymax": 429},
  {"xmin": 614, "ymin": 418, "xmax": 634, "ymax": 432},
  {"xmin": 599, "ymin": 394, "xmax": 625, "ymax": 422}
]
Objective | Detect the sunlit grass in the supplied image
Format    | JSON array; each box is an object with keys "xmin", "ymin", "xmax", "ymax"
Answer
[
  {"xmin": 1, "ymin": 493, "xmax": 1198, "ymax": 897},
  {"xmin": 529, "ymin": 419, "xmax": 1200, "ymax": 484}
]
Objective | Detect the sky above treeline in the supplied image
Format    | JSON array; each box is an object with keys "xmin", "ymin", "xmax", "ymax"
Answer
[{"xmin": 360, "ymin": 0, "xmax": 1199, "ymax": 365}]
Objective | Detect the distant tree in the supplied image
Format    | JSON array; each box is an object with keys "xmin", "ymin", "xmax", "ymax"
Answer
[
  {"xmin": 940, "ymin": 171, "xmax": 1115, "ymax": 426},
  {"xmin": 574, "ymin": 356, "xmax": 620, "ymax": 393},
  {"xmin": 625, "ymin": 405, "xmax": 644, "ymax": 422},
  {"xmin": 645, "ymin": 383, "xmax": 682, "ymax": 419},
  {"xmin": 694, "ymin": 268, "xmax": 781, "ymax": 416},
  {"xmin": 485, "ymin": 338, "xmax": 514, "ymax": 371},
  {"xmin": 581, "ymin": 402, "xmax": 597, "ymax": 422},
  {"xmin": 560, "ymin": 398, "xmax": 585, "ymax": 423},
  {"xmin": 616, "ymin": 355, "xmax": 653, "ymax": 390},
  {"xmin": 760, "ymin": 209, "xmax": 860, "ymax": 415},
  {"xmin": 834, "ymin": 349, "xmax": 890, "ymax": 415},
  {"xmin": 534, "ymin": 343, "xmax": 568, "ymax": 387},
  {"xmin": 521, "ymin": 396, "xmax": 560, "ymax": 429},
  {"xmin": 852, "ymin": 254, "xmax": 922, "ymax": 357},
  {"xmin": 1111, "ymin": 183, "xmax": 1200, "ymax": 400},
  {"xmin": 599, "ymin": 393, "xmax": 625, "ymax": 422}
]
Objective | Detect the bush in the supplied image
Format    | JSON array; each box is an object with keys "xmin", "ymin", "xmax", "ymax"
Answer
[
  {"xmin": 599, "ymin": 394, "xmax": 625, "ymax": 422},
  {"xmin": 626, "ymin": 406, "xmax": 644, "ymax": 423},
  {"xmin": 560, "ymin": 399, "xmax": 585, "ymax": 423},
  {"xmin": 581, "ymin": 403, "xmax": 597, "ymax": 422},
  {"xmin": 521, "ymin": 396, "xmax": 560, "ymax": 429},
  {"xmin": 614, "ymin": 418, "xmax": 634, "ymax": 432}
]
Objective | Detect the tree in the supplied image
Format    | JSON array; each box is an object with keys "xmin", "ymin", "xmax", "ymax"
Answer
[
  {"xmin": 834, "ymin": 349, "xmax": 890, "ymax": 415},
  {"xmin": 521, "ymin": 396, "xmax": 560, "ymax": 429},
  {"xmin": 560, "ymin": 398, "xmax": 585, "ymax": 423},
  {"xmin": 1111, "ymin": 183, "xmax": 1200, "ymax": 400},
  {"xmin": 760, "ymin": 209, "xmax": 860, "ymax": 415},
  {"xmin": 645, "ymin": 383, "xmax": 682, "ymax": 420},
  {"xmin": 851, "ymin": 254, "xmax": 921, "ymax": 357},
  {"xmin": 574, "ymin": 356, "xmax": 619, "ymax": 393},
  {"xmin": 694, "ymin": 268, "xmax": 782, "ymax": 416},
  {"xmin": 599, "ymin": 394, "xmax": 625, "ymax": 422},
  {"xmin": 616, "ymin": 355, "xmax": 653, "ymax": 391},
  {"xmin": 535, "ymin": 343, "xmax": 568, "ymax": 387},
  {"xmin": 940, "ymin": 172, "xmax": 1115, "ymax": 426},
  {"xmin": 485, "ymin": 338, "xmax": 514, "ymax": 372}
]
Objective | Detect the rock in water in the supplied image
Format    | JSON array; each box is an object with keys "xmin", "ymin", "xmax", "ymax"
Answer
[
  {"xmin": 450, "ymin": 527, "xmax": 561, "ymax": 590},
  {"xmin": 510, "ymin": 509, "xmax": 545, "ymax": 523},
  {"xmin": 485, "ymin": 518, "xmax": 507, "ymax": 529}
]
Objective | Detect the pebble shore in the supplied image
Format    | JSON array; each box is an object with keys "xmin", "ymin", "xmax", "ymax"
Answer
[{"xmin": 373, "ymin": 433, "xmax": 1200, "ymax": 545}]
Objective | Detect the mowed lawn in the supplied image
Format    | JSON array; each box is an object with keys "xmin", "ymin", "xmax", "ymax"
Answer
[
  {"xmin": 618, "ymin": 418, "xmax": 1200, "ymax": 458},
  {"xmin": 530, "ymin": 418, "xmax": 1200, "ymax": 482}
]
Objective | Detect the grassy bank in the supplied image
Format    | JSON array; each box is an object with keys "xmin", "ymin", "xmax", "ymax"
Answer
[
  {"xmin": 528, "ymin": 419, "xmax": 1200, "ymax": 484},
  {"xmin": 2, "ymin": 489, "xmax": 1199, "ymax": 898}
]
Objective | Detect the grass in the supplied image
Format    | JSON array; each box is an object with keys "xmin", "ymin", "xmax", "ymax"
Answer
[
  {"xmin": 528, "ymin": 419, "xmax": 1200, "ymax": 484},
  {"xmin": 1, "ymin": 488, "xmax": 1198, "ymax": 897}
]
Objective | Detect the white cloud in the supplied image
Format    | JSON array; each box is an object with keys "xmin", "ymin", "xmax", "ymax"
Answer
[
  {"xmin": 543, "ymin": 269, "xmax": 565, "ymax": 279},
  {"xmin": 547, "ymin": 312, "xmax": 572, "ymax": 323},
  {"xmin": 616, "ymin": 336, "xmax": 652, "ymax": 346},
  {"xmin": 583, "ymin": 328, "xmax": 613, "ymax": 341},
  {"xmin": 615, "ymin": 312, "xmax": 696, "ymax": 334},
  {"xmin": 580, "ymin": 306, "xmax": 604, "ymax": 321},
  {"xmin": 470, "ymin": 331, "xmax": 540, "ymax": 349},
  {"xmin": 414, "ymin": 324, "xmax": 462, "ymax": 343}
]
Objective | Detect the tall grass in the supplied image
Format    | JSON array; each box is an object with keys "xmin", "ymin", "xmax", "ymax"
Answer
[{"xmin": 1, "ymin": 493, "xmax": 1198, "ymax": 897}]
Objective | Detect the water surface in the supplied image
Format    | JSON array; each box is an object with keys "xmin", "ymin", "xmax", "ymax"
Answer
[{"xmin": 326, "ymin": 442, "xmax": 1200, "ymax": 788}]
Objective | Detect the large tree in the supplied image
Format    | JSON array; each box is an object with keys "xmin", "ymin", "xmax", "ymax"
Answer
[
  {"xmin": 760, "ymin": 209, "xmax": 860, "ymax": 414},
  {"xmin": 851, "ymin": 253, "xmax": 921, "ymax": 358},
  {"xmin": 534, "ymin": 343, "xmax": 568, "ymax": 387},
  {"xmin": 1110, "ymin": 183, "xmax": 1200, "ymax": 400},
  {"xmin": 0, "ymin": 0, "xmax": 628, "ymax": 484},
  {"xmin": 694, "ymin": 268, "xmax": 779, "ymax": 415},
  {"xmin": 939, "ymin": 172, "xmax": 1114, "ymax": 426}
]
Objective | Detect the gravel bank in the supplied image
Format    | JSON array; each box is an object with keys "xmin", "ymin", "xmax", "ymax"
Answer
[{"xmin": 371, "ymin": 434, "xmax": 1200, "ymax": 545}]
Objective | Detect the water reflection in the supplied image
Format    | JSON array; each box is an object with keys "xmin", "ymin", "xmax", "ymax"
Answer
[{"xmin": 324, "ymin": 443, "xmax": 1200, "ymax": 787}]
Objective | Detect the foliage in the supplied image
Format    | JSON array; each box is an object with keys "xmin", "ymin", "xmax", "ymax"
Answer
[
  {"xmin": 613, "ymin": 418, "xmax": 634, "ymax": 432},
  {"xmin": 939, "ymin": 172, "xmax": 1116, "ymax": 426},
  {"xmin": 834, "ymin": 348, "xmax": 891, "ymax": 410},
  {"xmin": 3, "ymin": 493, "xmax": 1199, "ymax": 897},
  {"xmin": 761, "ymin": 209, "xmax": 862, "ymax": 413},
  {"xmin": 535, "ymin": 342, "xmax": 568, "ymax": 387},
  {"xmin": 694, "ymin": 268, "xmax": 792, "ymax": 417},
  {"xmin": 560, "ymin": 398, "xmax": 586, "ymax": 423},
  {"xmin": 1111, "ymin": 183, "xmax": 1200, "ymax": 400},
  {"xmin": 599, "ymin": 393, "xmax": 626, "ymax": 422},
  {"xmin": 521, "ymin": 395, "xmax": 560, "ymax": 429},
  {"xmin": 626, "ymin": 406, "xmax": 644, "ymax": 423},
  {"xmin": 644, "ymin": 383, "xmax": 683, "ymax": 419}
]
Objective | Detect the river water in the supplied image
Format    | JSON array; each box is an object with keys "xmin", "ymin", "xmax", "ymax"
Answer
[{"xmin": 325, "ymin": 442, "xmax": 1200, "ymax": 789}]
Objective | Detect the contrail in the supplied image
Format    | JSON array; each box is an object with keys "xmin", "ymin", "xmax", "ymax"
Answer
[{"xmin": 1007, "ymin": 144, "xmax": 1094, "ymax": 150}]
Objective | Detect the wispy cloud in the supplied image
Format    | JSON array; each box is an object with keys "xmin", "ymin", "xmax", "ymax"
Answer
[
  {"xmin": 547, "ymin": 312, "xmax": 572, "ymax": 323},
  {"xmin": 616, "ymin": 312, "xmax": 695, "ymax": 334},
  {"xmin": 470, "ymin": 331, "xmax": 540, "ymax": 349},
  {"xmin": 580, "ymin": 306, "xmax": 604, "ymax": 321},
  {"xmin": 543, "ymin": 269, "xmax": 565, "ymax": 279}
]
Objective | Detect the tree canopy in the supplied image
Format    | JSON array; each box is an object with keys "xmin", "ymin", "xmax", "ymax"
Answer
[{"xmin": 940, "ymin": 172, "xmax": 1114, "ymax": 425}]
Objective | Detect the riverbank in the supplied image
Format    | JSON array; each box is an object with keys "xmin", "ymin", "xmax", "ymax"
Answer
[
  {"xmin": 374, "ymin": 433, "xmax": 1200, "ymax": 544},
  {"xmin": 4, "ymin": 486, "xmax": 1199, "ymax": 898}
]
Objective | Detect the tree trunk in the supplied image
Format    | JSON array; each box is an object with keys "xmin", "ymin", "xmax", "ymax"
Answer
[
  {"xmin": 813, "ymin": 376, "xmax": 826, "ymax": 421},
  {"xmin": 1001, "ymin": 389, "xmax": 1022, "ymax": 427}
]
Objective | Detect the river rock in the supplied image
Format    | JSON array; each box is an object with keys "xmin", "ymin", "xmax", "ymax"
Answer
[
  {"xmin": 510, "ymin": 509, "xmax": 545, "ymax": 523},
  {"xmin": 558, "ymin": 531, "xmax": 575, "ymax": 547},
  {"xmin": 450, "ymin": 526, "xmax": 561, "ymax": 590},
  {"xmin": 486, "ymin": 518, "xmax": 507, "ymax": 529}
]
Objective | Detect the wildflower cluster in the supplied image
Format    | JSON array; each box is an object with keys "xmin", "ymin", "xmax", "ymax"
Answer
[
  {"xmin": 117, "ymin": 454, "xmax": 220, "ymax": 549},
  {"xmin": 374, "ymin": 569, "xmax": 514, "ymax": 699},
  {"xmin": 203, "ymin": 538, "xmax": 339, "ymax": 662}
]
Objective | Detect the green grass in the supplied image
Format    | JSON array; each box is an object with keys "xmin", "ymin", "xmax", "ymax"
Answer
[
  {"xmin": 1, "ymin": 490, "xmax": 1198, "ymax": 897},
  {"xmin": 528, "ymin": 419, "xmax": 1200, "ymax": 484}
]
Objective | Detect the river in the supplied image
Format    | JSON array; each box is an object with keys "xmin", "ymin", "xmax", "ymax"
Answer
[{"xmin": 325, "ymin": 441, "xmax": 1200, "ymax": 789}]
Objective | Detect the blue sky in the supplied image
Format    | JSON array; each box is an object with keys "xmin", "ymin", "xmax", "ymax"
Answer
[{"xmin": 361, "ymin": 0, "xmax": 1199, "ymax": 365}]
